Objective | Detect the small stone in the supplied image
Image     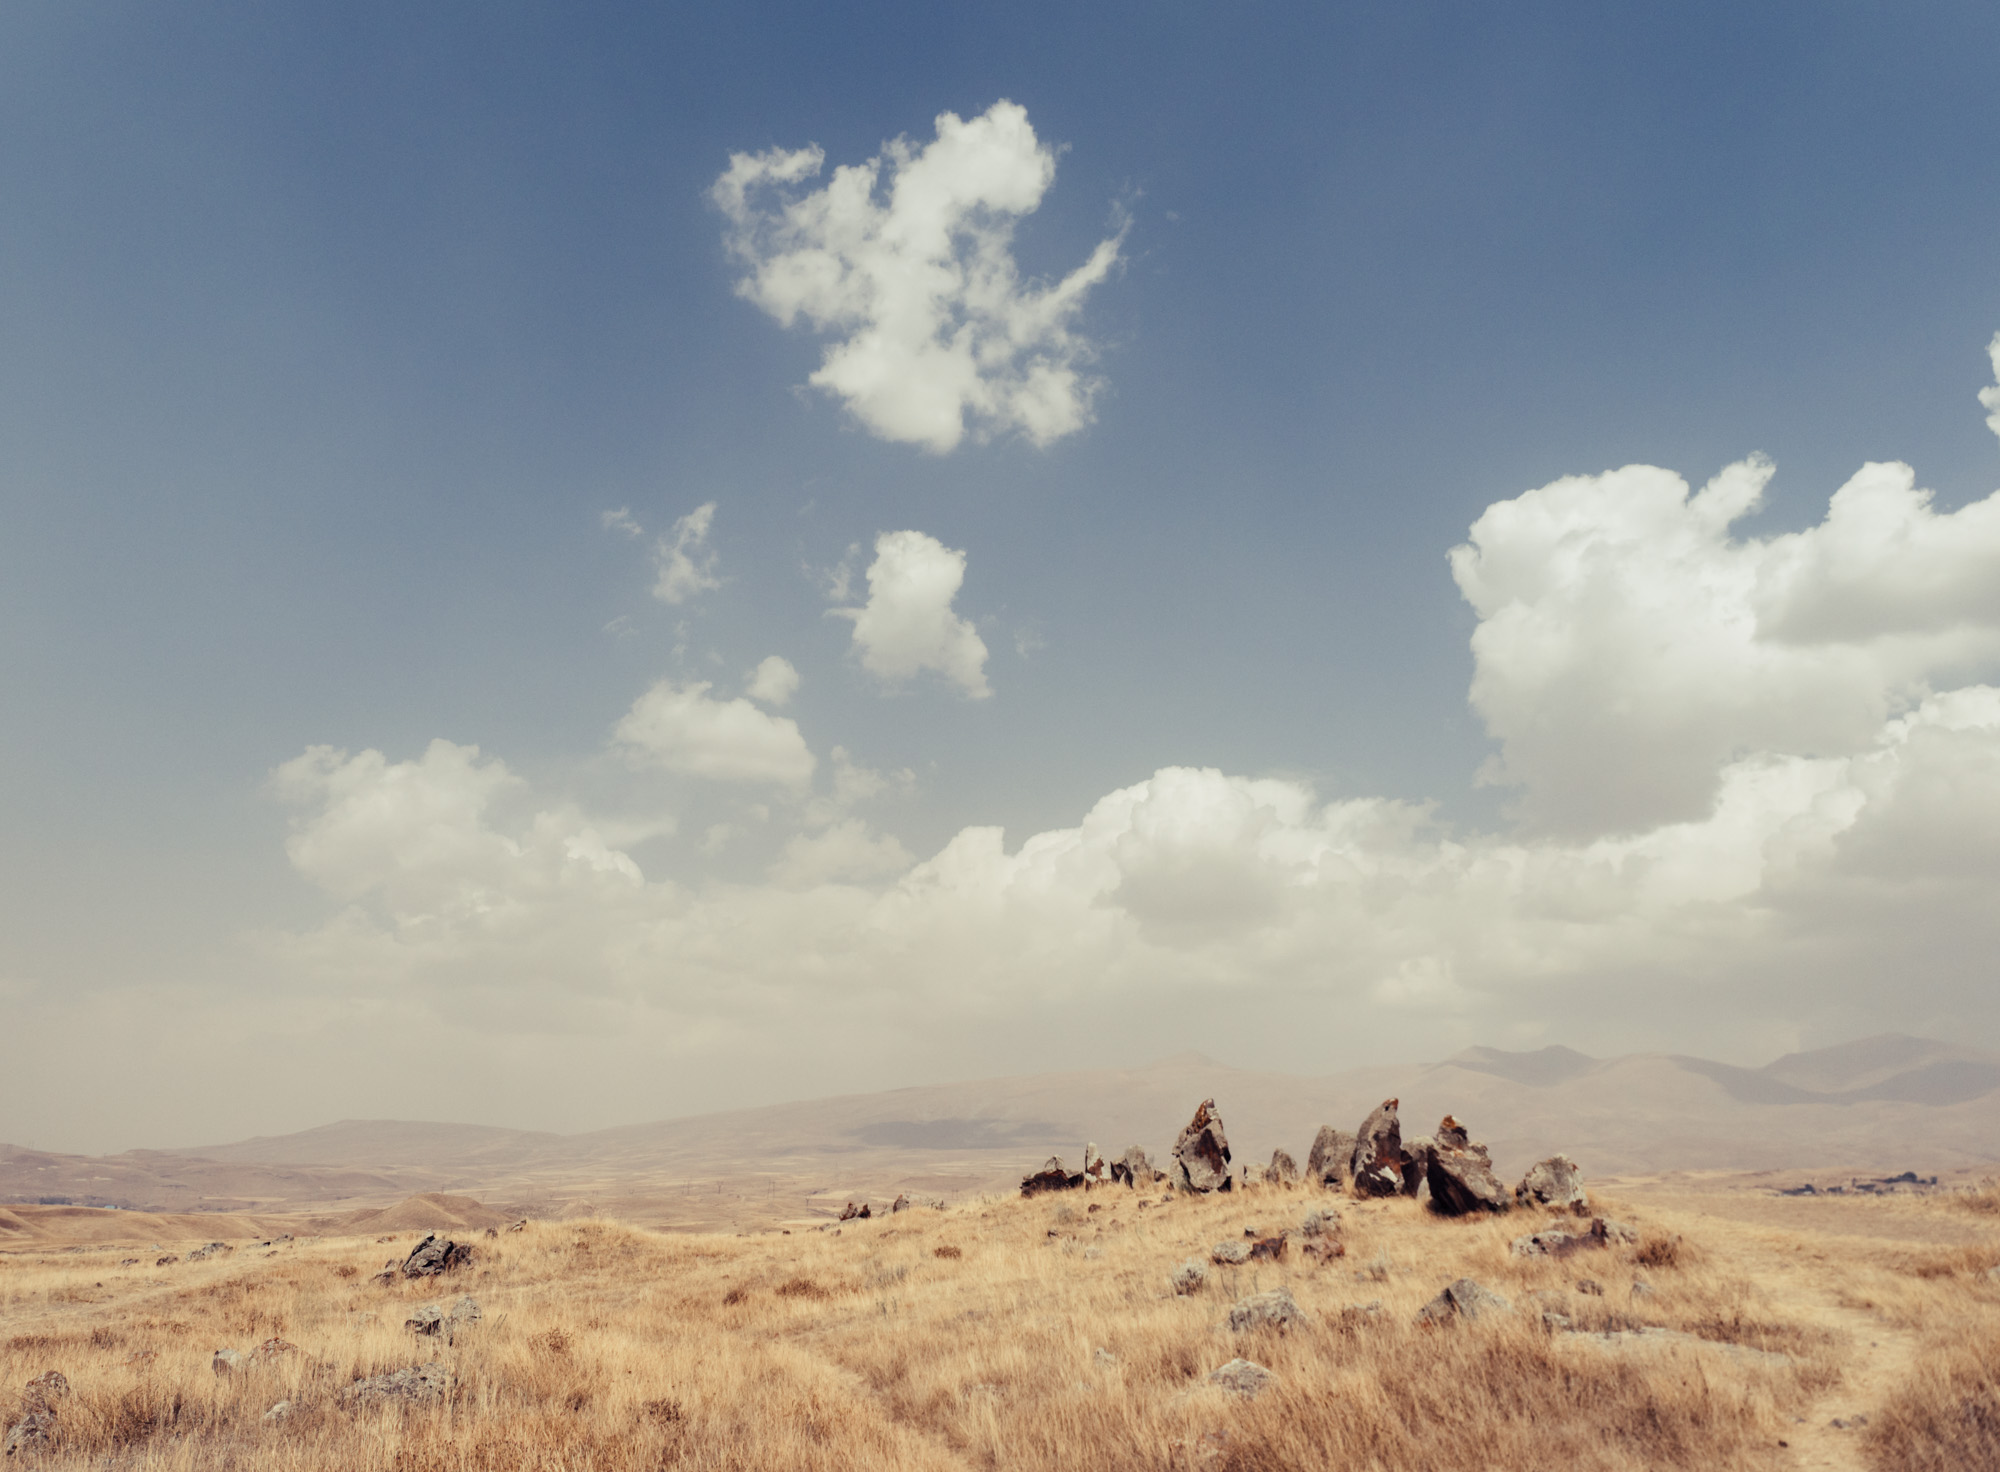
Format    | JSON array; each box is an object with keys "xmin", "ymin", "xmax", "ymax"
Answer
[
  {"xmin": 1416, "ymin": 1277, "xmax": 1513, "ymax": 1325},
  {"xmin": 1301, "ymin": 1208, "xmax": 1340, "ymax": 1237},
  {"xmin": 1082, "ymin": 1246, "xmax": 1103, "ymax": 1260},
  {"xmin": 1209, "ymin": 1240, "xmax": 1251, "ymax": 1266},
  {"xmin": 341, "ymin": 1363, "xmax": 451, "ymax": 1407},
  {"xmin": 212, "ymin": 1348, "xmax": 245, "ymax": 1375},
  {"xmin": 1171, "ymin": 1260, "xmax": 1209, "ymax": 1295},
  {"xmin": 1631, "ymin": 1279, "xmax": 1656, "ymax": 1298},
  {"xmin": 1093, "ymin": 1347, "xmax": 1118, "ymax": 1367},
  {"xmin": 1207, "ymin": 1358, "xmax": 1274, "ymax": 1397},
  {"xmin": 1576, "ymin": 1278, "xmax": 1604, "ymax": 1296},
  {"xmin": 262, "ymin": 1400, "xmax": 292, "ymax": 1423},
  {"xmin": 250, "ymin": 1338, "xmax": 298, "ymax": 1363},
  {"xmin": 505, "ymin": 1219, "xmax": 528, "ymax": 1233},
  {"xmin": 1228, "ymin": 1287, "xmax": 1307, "ymax": 1334}
]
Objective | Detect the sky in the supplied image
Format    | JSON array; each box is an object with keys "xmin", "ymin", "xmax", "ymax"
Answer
[{"xmin": 4, "ymin": 2, "xmax": 2000, "ymax": 1153}]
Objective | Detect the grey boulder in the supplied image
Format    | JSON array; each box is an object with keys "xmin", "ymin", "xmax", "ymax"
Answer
[
  {"xmin": 1305, "ymin": 1126, "xmax": 1355, "ymax": 1189},
  {"xmin": 1417, "ymin": 1277, "xmax": 1513, "ymax": 1325},
  {"xmin": 1228, "ymin": 1287, "xmax": 1308, "ymax": 1334},
  {"xmin": 1173, "ymin": 1099, "xmax": 1233, "ymax": 1193},
  {"xmin": 1424, "ymin": 1116, "xmax": 1511, "ymax": 1215}
]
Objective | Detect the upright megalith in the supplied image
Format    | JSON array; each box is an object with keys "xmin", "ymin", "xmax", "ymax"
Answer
[
  {"xmin": 1265, "ymin": 1149, "xmax": 1300, "ymax": 1186},
  {"xmin": 1424, "ymin": 1115, "xmax": 1510, "ymax": 1215},
  {"xmin": 1305, "ymin": 1126, "xmax": 1355, "ymax": 1189},
  {"xmin": 1082, "ymin": 1144, "xmax": 1111, "ymax": 1186},
  {"xmin": 1173, "ymin": 1099, "xmax": 1233, "ymax": 1193},
  {"xmin": 1349, "ymin": 1099, "xmax": 1407, "ymax": 1197},
  {"xmin": 1110, "ymin": 1146, "xmax": 1162, "ymax": 1187},
  {"xmin": 1516, "ymin": 1154, "xmax": 1587, "ymax": 1211}
]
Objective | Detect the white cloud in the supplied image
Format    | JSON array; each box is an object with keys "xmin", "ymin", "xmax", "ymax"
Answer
[
  {"xmin": 714, "ymin": 101, "xmax": 1124, "ymax": 453},
  {"xmin": 832, "ymin": 530, "xmax": 991, "ymax": 698},
  {"xmin": 614, "ymin": 679, "xmax": 816, "ymax": 787},
  {"xmin": 1983, "ymin": 332, "xmax": 2000, "ymax": 442},
  {"xmin": 768, "ymin": 819, "xmax": 914, "ymax": 888},
  {"xmin": 600, "ymin": 507, "xmax": 642, "ymax": 539},
  {"xmin": 745, "ymin": 655, "xmax": 801, "ymax": 707},
  {"xmin": 1451, "ymin": 454, "xmax": 2000, "ymax": 836},
  {"xmin": 653, "ymin": 503, "xmax": 722, "ymax": 605}
]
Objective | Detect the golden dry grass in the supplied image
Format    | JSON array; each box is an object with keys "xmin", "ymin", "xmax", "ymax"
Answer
[{"xmin": 0, "ymin": 1183, "xmax": 1993, "ymax": 1471}]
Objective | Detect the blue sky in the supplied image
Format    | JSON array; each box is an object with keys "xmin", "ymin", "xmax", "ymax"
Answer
[{"xmin": 4, "ymin": 2, "xmax": 2000, "ymax": 1150}]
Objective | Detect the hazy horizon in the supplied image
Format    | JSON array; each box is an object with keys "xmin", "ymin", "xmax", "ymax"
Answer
[{"xmin": 5, "ymin": 3, "xmax": 2000, "ymax": 1155}]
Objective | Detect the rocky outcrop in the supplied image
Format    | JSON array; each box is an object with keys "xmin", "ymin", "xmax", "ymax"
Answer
[
  {"xmin": 1416, "ymin": 1277, "xmax": 1513, "ymax": 1325},
  {"xmin": 1228, "ymin": 1287, "xmax": 1308, "ymax": 1333},
  {"xmin": 1424, "ymin": 1116, "xmax": 1511, "ymax": 1215},
  {"xmin": 3, "ymin": 1372, "xmax": 69, "ymax": 1458},
  {"xmin": 1207, "ymin": 1359, "xmax": 1274, "ymax": 1397},
  {"xmin": 1265, "ymin": 1149, "xmax": 1300, "ymax": 1186},
  {"xmin": 1516, "ymin": 1154, "xmax": 1588, "ymax": 1211},
  {"xmin": 1349, "ymin": 1099, "xmax": 1407, "ymax": 1197},
  {"xmin": 1110, "ymin": 1146, "xmax": 1162, "ymax": 1187},
  {"xmin": 400, "ymin": 1234, "xmax": 475, "ymax": 1278},
  {"xmin": 1020, "ymin": 1158, "xmax": 1081, "ymax": 1197},
  {"xmin": 341, "ymin": 1363, "xmax": 451, "ymax": 1408},
  {"xmin": 406, "ymin": 1296, "xmax": 481, "ymax": 1341},
  {"xmin": 1172, "ymin": 1100, "xmax": 1233, "ymax": 1193},
  {"xmin": 1305, "ymin": 1126, "xmax": 1355, "ymax": 1189}
]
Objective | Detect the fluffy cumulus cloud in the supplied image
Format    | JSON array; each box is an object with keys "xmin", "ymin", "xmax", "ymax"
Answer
[
  {"xmin": 653, "ymin": 503, "xmax": 722, "ymax": 605},
  {"xmin": 1983, "ymin": 332, "xmax": 2000, "ymax": 441},
  {"xmin": 614, "ymin": 678, "xmax": 816, "ymax": 787},
  {"xmin": 832, "ymin": 530, "xmax": 990, "ymax": 697},
  {"xmin": 236, "ymin": 341, "xmax": 2000, "ymax": 1084},
  {"xmin": 1452, "ymin": 455, "xmax": 2000, "ymax": 836},
  {"xmin": 745, "ymin": 655, "xmax": 801, "ymax": 707},
  {"xmin": 714, "ymin": 101, "xmax": 1124, "ymax": 452}
]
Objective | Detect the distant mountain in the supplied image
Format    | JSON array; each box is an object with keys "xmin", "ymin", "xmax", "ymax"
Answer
[{"xmin": 4, "ymin": 1035, "xmax": 1995, "ymax": 1223}]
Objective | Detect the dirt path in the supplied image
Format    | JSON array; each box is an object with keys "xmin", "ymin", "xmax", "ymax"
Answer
[{"xmin": 1780, "ymin": 1296, "xmax": 1916, "ymax": 1472}]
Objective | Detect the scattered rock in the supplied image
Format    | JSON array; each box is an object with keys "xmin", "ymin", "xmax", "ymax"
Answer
[
  {"xmin": 250, "ymin": 1338, "xmax": 298, "ymax": 1364},
  {"xmin": 2, "ymin": 1376, "xmax": 67, "ymax": 1458},
  {"xmin": 1576, "ymin": 1278, "xmax": 1604, "ymax": 1296},
  {"xmin": 406, "ymin": 1296, "xmax": 481, "ymax": 1341},
  {"xmin": 1350, "ymin": 1099, "xmax": 1407, "ymax": 1197},
  {"xmin": 890, "ymin": 1194, "xmax": 910, "ymax": 1214},
  {"xmin": 1264, "ymin": 1149, "xmax": 1300, "ymax": 1186},
  {"xmin": 1093, "ymin": 1347, "xmax": 1118, "ymax": 1367},
  {"xmin": 505, "ymin": 1219, "xmax": 528, "ymax": 1233},
  {"xmin": 1416, "ymin": 1277, "xmax": 1513, "ymax": 1325},
  {"xmin": 212, "ymin": 1349, "xmax": 245, "ymax": 1376},
  {"xmin": 399, "ymin": 1234, "xmax": 474, "ymax": 1279},
  {"xmin": 1511, "ymin": 1218, "xmax": 1618, "ymax": 1258},
  {"xmin": 1207, "ymin": 1359, "xmax": 1274, "ymax": 1397},
  {"xmin": 1600, "ymin": 1218, "xmax": 1638, "ymax": 1244},
  {"xmin": 1020, "ymin": 1158, "xmax": 1080, "ymax": 1197},
  {"xmin": 341, "ymin": 1363, "xmax": 451, "ymax": 1408},
  {"xmin": 1542, "ymin": 1310, "xmax": 1574, "ymax": 1331},
  {"xmin": 1228, "ymin": 1287, "xmax": 1308, "ymax": 1333},
  {"xmin": 1424, "ymin": 1116, "xmax": 1511, "ymax": 1215},
  {"xmin": 1173, "ymin": 1100, "xmax": 1234, "ymax": 1193},
  {"xmin": 1630, "ymin": 1279, "xmax": 1656, "ymax": 1298},
  {"xmin": 1171, "ymin": 1260, "xmax": 1209, "ymax": 1295},
  {"xmin": 1246, "ymin": 1234, "xmax": 1288, "ymax": 1262},
  {"xmin": 262, "ymin": 1400, "xmax": 292, "ymax": 1424},
  {"xmin": 186, "ymin": 1242, "xmax": 231, "ymax": 1262},
  {"xmin": 1517, "ymin": 1154, "xmax": 1588, "ymax": 1211},
  {"xmin": 1305, "ymin": 1126, "xmax": 1356, "ymax": 1190},
  {"xmin": 1301, "ymin": 1208, "xmax": 1340, "ymax": 1237},
  {"xmin": 1302, "ymin": 1237, "xmax": 1347, "ymax": 1264},
  {"xmin": 153, "ymin": 1255, "xmax": 177, "ymax": 1267},
  {"xmin": 1209, "ymin": 1240, "xmax": 1251, "ymax": 1266},
  {"xmin": 118, "ymin": 1258, "xmax": 138, "ymax": 1267}
]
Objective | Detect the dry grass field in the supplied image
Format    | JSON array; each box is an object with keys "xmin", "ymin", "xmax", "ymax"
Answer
[{"xmin": 1, "ymin": 1180, "xmax": 1996, "ymax": 1471}]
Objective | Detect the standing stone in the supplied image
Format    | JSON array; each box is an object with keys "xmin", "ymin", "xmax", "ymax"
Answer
[
  {"xmin": 890, "ymin": 1194, "xmax": 910, "ymax": 1213},
  {"xmin": 1424, "ymin": 1116, "xmax": 1510, "ymax": 1215},
  {"xmin": 1265, "ymin": 1149, "xmax": 1300, "ymax": 1186},
  {"xmin": 1110, "ymin": 1146, "xmax": 1160, "ymax": 1187},
  {"xmin": 1172, "ymin": 1099, "xmax": 1233, "ymax": 1194},
  {"xmin": 1305, "ymin": 1126, "xmax": 1355, "ymax": 1189},
  {"xmin": 1349, "ymin": 1099, "xmax": 1406, "ymax": 1197},
  {"xmin": 400, "ymin": 1234, "xmax": 474, "ymax": 1278},
  {"xmin": 1082, "ymin": 1144, "xmax": 1110, "ymax": 1187},
  {"xmin": 1516, "ymin": 1155, "xmax": 1588, "ymax": 1211},
  {"xmin": 1020, "ymin": 1158, "xmax": 1079, "ymax": 1196}
]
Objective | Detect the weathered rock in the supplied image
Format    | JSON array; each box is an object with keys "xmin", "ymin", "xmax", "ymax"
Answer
[
  {"xmin": 1300, "ymin": 1208, "xmax": 1340, "ymax": 1237},
  {"xmin": 7, "ymin": 1372, "xmax": 69, "ymax": 1449},
  {"xmin": 1424, "ymin": 1116, "xmax": 1511, "ymax": 1215},
  {"xmin": 1600, "ymin": 1218, "xmax": 1638, "ymax": 1244},
  {"xmin": 262, "ymin": 1400, "xmax": 292, "ymax": 1423},
  {"xmin": 1416, "ymin": 1277, "xmax": 1513, "ymax": 1325},
  {"xmin": 341, "ymin": 1362, "xmax": 451, "ymax": 1408},
  {"xmin": 1110, "ymin": 1146, "xmax": 1161, "ymax": 1187},
  {"xmin": 212, "ymin": 1349, "xmax": 245, "ymax": 1375},
  {"xmin": 505, "ymin": 1219, "xmax": 528, "ymax": 1233},
  {"xmin": 399, "ymin": 1234, "xmax": 474, "ymax": 1278},
  {"xmin": 1020, "ymin": 1158, "xmax": 1079, "ymax": 1197},
  {"xmin": 406, "ymin": 1296, "xmax": 480, "ymax": 1341},
  {"xmin": 186, "ymin": 1242, "xmax": 230, "ymax": 1262},
  {"xmin": 1228, "ymin": 1287, "xmax": 1308, "ymax": 1333},
  {"xmin": 153, "ymin": 1254, "xmax": 178, "ymax": 1267},
  {"xmin": 1092, "ymin": 1347, "xmax": 1118, "ymax": 1367},
  {"xmin": 1082, "ymin": 1144, "xmax": 1111, "ymax": 1187},
  {"xmin": 1207, "ymin": 1359, "xmax": 1274, "ymax": 1397},
  {"xmin": 1246, "ymin": 1234, "xmax": 1288, "ymax": 1262},
  {"xmin": 1349, "ymin": 1100, "xmax": 1405, "ymax": 1197},
  {"xmin": 1264, "ymin": 1149, "xmax": 1300, "ymax": 1186},
  {"xmin": 1576, "ymin": 1278, "xmax": 1604, "ymax": 1296},
  {"xmin": 1171, "ymin": 1260, "xmax": 1209, "ymax": 1295},
  {"xmin": 1511, "ymin": 1218, "xmax": 1616, "ymax": 1259},
  {"xmin": 250, "ymin": 1338, "xmax": 299, "ymax": 1364},
  {"xmin": 1173, "ymin": 1100, "xmax": 1233, "ymax": 1193},
  {"xmin": 1209, "ymin": 1240, "xmax": 1251, "ymax": 1266},
  {"xmin": 483, "ymin": 1227, "xmax": 498, "ymax": 1240},
  {"xmin": 1305, "ymin": 1126, "xmax": 1355, "ymax": 1189},
  {"xmin": 1516, "ymin": 1154, "xmax": 1588, "ymax": 1211},
  {"xmin": 1630, "ymin": 1279, "xmax": 1656, "ymax": 1299}
]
